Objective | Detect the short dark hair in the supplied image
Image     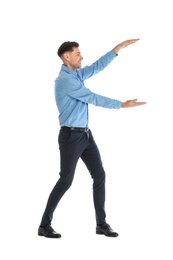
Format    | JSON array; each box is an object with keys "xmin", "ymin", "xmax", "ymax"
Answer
[{"xmin": 57, "ymin": 41, "xmax": 79, "ymax": 57}]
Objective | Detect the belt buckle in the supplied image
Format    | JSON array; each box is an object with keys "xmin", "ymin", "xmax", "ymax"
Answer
[{"xmin": 84, "ymin": 127, "xmax": 89, "ymax": 133}]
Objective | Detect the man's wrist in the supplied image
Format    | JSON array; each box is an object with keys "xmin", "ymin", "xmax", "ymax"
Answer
[{"xmin": 113, "ymin": 45, "xmax": 121, "ymax": 54}]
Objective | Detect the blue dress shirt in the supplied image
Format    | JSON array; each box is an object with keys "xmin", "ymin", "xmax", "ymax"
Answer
[{"xmin": 54, "ymin": 50, "xmax": 122, "ymax": 127}]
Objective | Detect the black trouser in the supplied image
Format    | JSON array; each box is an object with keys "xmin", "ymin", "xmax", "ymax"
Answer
[{"xmin": 40, "ymin": 128, "xmax": 106, "ymax": 227}]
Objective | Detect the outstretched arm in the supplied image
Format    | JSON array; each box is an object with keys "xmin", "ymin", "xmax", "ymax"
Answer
[
  {"xmin": 121, "ymin": 99, "xmax": 146, "ymax": 108},
  {"xmin": 113, "ymin": 39, "xmax": 140, "ymax": 54}
]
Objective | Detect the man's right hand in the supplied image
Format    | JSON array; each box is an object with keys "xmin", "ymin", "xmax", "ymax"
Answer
[{"xmin": 121, "ymin": 99, "xmax": 146, "ymax": 108}]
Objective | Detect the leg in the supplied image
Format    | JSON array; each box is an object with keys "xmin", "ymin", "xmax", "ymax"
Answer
[
  {"xmin": 40, "ymin": 129, "xmax": 88, "ymax": 227},
  {"xmin": 81, "ymin": 130, "xmax": 106, "ymax": 225}
]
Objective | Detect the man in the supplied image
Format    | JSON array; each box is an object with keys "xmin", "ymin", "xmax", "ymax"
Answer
[{"xmin": 38, "ymin": 38, "xmax": 146, "ymax": 238}]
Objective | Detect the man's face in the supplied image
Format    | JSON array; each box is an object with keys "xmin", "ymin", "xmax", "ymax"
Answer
[{"xmin": 65, "ymin": 47, "xmax": 83, "ymax": 71}]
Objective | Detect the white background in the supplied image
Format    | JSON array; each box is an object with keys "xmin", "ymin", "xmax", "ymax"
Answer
[{"xmin": 0, "ymin": 0, "xmax": 173, "ymax": 259}]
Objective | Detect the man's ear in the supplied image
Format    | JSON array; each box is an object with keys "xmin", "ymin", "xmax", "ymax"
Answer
[{"xmin": 63, "ymin": 52, "xmax": 70, "ymax": 61}]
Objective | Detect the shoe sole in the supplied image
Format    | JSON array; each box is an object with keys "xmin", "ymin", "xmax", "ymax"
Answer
[
  {"xmin": 96, "ymin": 231, "xmax": 119, "ymax": 237},
  {"xmin": 38, "ymin": 233, "xmax": 61, "ymax": 238}
]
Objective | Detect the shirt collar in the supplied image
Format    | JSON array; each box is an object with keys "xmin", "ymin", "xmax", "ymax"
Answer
[{"xmin": 61, "ymin": 64, "xmax": 78, "ymax": 76}]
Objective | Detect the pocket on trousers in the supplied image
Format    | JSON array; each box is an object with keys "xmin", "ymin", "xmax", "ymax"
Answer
[{"xmin": 58, "ymin": 130, "xmax": 73, "ymax": 144}]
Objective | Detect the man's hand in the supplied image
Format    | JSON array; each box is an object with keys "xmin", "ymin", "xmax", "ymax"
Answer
[
  {"xmin": 113, "ymin": 39, "xmax": 140, "ymax": 54},
  {"xmin": 121, "ymin": 99, "xmax": 146, "ymax": 108}
]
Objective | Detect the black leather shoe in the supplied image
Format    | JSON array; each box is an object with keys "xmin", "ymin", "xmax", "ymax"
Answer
[
  {"xmin": 96, "ymin": 223, "xmax": 119, "ymax": 237},
  {"xmin": 38, "ymin": 225, "xmax": 61, "ymax": 238}
]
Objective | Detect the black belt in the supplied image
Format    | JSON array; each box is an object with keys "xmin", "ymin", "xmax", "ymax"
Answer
[{"xmin": 61, "ymin": 126, "xmax": 89, "ymax": 132}]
